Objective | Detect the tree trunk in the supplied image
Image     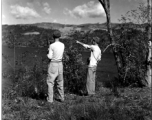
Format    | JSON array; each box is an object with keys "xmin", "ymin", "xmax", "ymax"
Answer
[
  {"xmin": 99, "ymin": 0, "xmax": 122, "ymax": 78},
  {"xmin": 146, "ymin": 0, "xmax": 152, "ymax": 87}
]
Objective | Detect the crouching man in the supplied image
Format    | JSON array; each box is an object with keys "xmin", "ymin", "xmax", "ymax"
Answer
[
  {"xmin": 47, "ymin": 30, "xmax": 65, "ymax": 103},
  {"xmin": 76, "ymin": 37, "xmax": 101, "ymax": 96}
]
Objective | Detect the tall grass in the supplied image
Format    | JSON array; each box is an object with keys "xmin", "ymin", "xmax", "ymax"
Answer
[{"xmin": 2, "ymin": 87, "xmax": 151, "ymax": 120}]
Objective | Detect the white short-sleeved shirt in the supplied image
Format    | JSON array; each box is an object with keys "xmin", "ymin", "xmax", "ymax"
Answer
[
  {"xmin": 47, "ymin": 41, "xmax": 65, "ymax": 61},
  {"xmin": 83, "ymin": 44, "xmax": 101, "ymax": 67}
]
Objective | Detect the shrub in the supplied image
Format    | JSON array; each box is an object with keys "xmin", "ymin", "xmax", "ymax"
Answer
[
  {"xmin": 63, "ymin": 45, "xmax": 87, "ymax": 94},
  {"xmin": 113, "ymin": 27, "xmax": 148, "ymax": 87},
  {"xmin": 10, "ymin": 51, "xmax": 48, "ymax": 100},
  {"xmin": 14, "ymin": 63, "xmax": 48, "ymax": 100},
  {"xmin": 112, "ymin": 3, "xmax": 150, "ymax": 87}
]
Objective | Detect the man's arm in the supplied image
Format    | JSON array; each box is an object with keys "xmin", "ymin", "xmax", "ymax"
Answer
[
  {"xmin": 47, "ymin": 45, "xmax": 53, "ymax": 59},
  {"xmin": 76, "ymin": 40, "xmax": 91, "ymax": 49},
  {"xmin": 98, "ymin": 53, "xmax": 101, "ymax": 61}
]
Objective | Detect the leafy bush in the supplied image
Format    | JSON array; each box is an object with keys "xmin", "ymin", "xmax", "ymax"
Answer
[
  {"xmin": 2, "ymin": 25, "xmax": 55, "ymax": 48},
  {"xmin": 108, "ymin": 3, "xmax": 151, "ymax": 87},
  {"xmin": 112, "ymin": 4, "xmax": 150, "ymax": 87},
  {"xmin": 14, "ymin": 57, "xmax": 48, "ymax": 100},
  {"xmin": 113, "ymin": 26, "xmax": 148, "ymax": 87},
  {"xmin": 63, "ymin": 45, "xmax": 87, "ymax": 94}
]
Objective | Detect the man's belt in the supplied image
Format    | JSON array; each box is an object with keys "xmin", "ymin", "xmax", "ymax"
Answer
[{"xmin": 51, "ymin": 60, "xmax": 62, "ymax": 62}]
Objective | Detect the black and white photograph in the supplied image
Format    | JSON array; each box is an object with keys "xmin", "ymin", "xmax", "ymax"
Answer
[{"xmin": 2, "ymin": 0, "xmax": 152, "ymax": 119}]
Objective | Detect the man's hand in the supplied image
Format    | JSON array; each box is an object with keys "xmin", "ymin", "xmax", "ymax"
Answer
[
  {"xmin": 148, "ymin": 41, "xmax": 152, "ymax": 48},
  {"xmin": 76, "ymin": 41, "xmax": 83, "ymax": 46},
  {"xmin": 76, "ymin": 41, "xmax": 80, "ymax": 44},
  {"xmin": 76, "ymin": 40, "xmax": 90, "ymax": 49}
]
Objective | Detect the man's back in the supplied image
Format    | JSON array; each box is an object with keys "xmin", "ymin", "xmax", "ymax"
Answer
[
  {"xmin": 89, "ymin": 45, "xmax": 101, "ymax": 67},
  {"xmin": 48, "ymin": 41, "xmax": 64, "ymax": 61}
]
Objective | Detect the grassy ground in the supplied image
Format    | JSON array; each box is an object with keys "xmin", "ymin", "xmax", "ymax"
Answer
[{"xmin": 2, "ymin": 87, "xmax": 151, "ymax": 120}]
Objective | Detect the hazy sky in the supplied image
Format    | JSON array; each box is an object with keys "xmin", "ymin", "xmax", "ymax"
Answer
[{"xmin": 2, "ymin": 0, "xmax": 147, "ymax": 25}]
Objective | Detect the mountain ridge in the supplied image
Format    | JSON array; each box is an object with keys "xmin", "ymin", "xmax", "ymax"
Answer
[{"xmin": 2, "ymin": 22, "xmax": 120, "ymax": 31}]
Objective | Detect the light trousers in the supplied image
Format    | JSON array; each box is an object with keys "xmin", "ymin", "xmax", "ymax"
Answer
[
  {"xmin": 86, "ymin": 66, "xmax": 97, "ymax": 95},
  {"xmin": 47, "ymin": 62, "xmax": 64, "ymax": 103}
]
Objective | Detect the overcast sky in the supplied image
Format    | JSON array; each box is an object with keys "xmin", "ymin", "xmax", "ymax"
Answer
[{"xmin": 2, "ymin": 0, "xmax": 147, "ymax": 25}]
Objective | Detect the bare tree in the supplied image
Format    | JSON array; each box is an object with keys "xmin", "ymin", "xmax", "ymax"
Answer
[{"xmin": 98, "ymin": 0, "xmax": 122, "ymax": 78}]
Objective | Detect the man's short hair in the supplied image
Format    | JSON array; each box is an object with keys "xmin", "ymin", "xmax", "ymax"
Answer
[
  {"xmin": 92, "ymin": 37, "xmax": 100, "ymax": 44},
  {"xmin": 53, "ymin": 30, "xmax": 61, "ymax": 39}
]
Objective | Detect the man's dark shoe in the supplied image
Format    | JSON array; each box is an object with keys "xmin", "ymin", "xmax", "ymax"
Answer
[
  {"xmin": 79, "ymin": 90, "xmax": 88, "ymax": 96},
  {"xmin": 83, "ymin": 92, "xmax": 88, "ymax": 96},
  {"xmin": 54, "ymin": 98, "xmax": 64, "ymax": 103}
]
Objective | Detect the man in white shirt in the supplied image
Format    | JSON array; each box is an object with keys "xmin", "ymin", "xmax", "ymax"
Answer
[
  {"xmin": 47, "ymin": 30, "xmax": 65, "ymax": 103},
  {"xmin": 76, "ymin": 37, "xmax": 101, "ymax": 95}
]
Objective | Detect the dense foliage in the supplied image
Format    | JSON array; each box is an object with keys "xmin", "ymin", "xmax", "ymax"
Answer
[
  {"xmin": 113, "ymin": 27, "xmax": 148, "ymax": 86},
  {"xmin": 109, "ymin": 3, "xmax": 151, "ymax": 87},
  {"xmin": 63, "ymin": 46, "xmax": 87, "ymax": 94},
  {"xmin": 2, "ymin": 25, "xmax": 54, "ymax": 48}
]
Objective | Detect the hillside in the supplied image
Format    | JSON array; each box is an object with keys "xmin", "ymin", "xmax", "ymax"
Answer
[
  {"xmin": 31, "ymin": 22, "xmax": 121, "ymax": 31},
  {"xmin": 2, "ymin": 22, "xmax": 111, "ymax": 48},
  {"xmin": 2, "ymin": 22, "xmax": 119, "ymax": 34}
]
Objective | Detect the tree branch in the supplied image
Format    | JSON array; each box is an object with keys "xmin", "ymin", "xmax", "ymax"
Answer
[
  {"xmin": 98, "ymin": 0, "xmax": 104, "ymax": 5},
  {"xmin": 98, "ymin": 0, "xmax": 107, "ymax": 15}
]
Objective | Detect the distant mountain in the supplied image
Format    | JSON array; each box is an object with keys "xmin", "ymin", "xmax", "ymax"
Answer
[
  {"xmin": 33, "ymin": 22, "xmax": 66, "ymax": 29},
  {"xmin": 2, "ymin": 22, "xmax": 112, "ymax": 48},
  {"xmin": 31, "ymin": 22, "xmax": 121, "ymax": 31},
  {"xmin": 2, "ymin": 22, "xmax": 147, "ymax": 48},
  {"xmin": 2, "ymin": 22, "xmax": 146, "ymax": 38},
  {"xmin": 2, "ymin": 22, "xmax": 146, "ymax": 32}
]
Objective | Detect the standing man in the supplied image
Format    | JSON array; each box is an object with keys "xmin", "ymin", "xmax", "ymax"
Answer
[
  {"xmin": 76, "ymin": 37, "xmax": 101, "ymax": 96},
  {"xmin": 47, "ymin": 30, "xmax": 65, "ymax": 103}
]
